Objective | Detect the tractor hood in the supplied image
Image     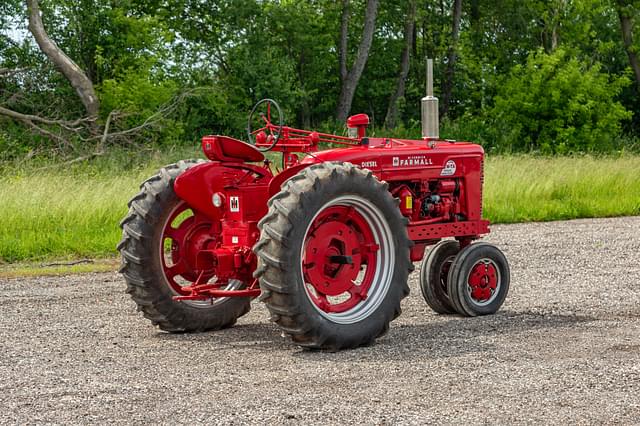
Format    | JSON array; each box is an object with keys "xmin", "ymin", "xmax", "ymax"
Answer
[{"xmin": 300, "ymin": 138, "xmax": 484, "ymax": 178}]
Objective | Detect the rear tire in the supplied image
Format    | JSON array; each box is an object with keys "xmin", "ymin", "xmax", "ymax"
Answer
[
  {"xmin": 254, "ymin": 162, "xmax": 412, "ymax": 350},
  {"xmin": 117, "ymin": 160, "xmax": 251, "ymax": 332},
  {"xmin": 447, "ymin": 242, "xmax": 510, "ymax": 317},
  {"xmin": 419, "ymin": 240, "xmax": 459, "ymax": 314}
]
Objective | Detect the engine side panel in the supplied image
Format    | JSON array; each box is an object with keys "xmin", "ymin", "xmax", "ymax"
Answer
[
  {"xmin": 301, "ymin": 139, "xmax": 484, "ymax": 220},
  {"xmin": 300, "ymin": 139, "xmax": 487, "ymax": 254}
]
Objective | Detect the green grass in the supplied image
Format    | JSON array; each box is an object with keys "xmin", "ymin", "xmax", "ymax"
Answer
[
  {"xmin": 0, "ymin": 152, "xmax": 638, "ymax": 263},
  {"xmin": 484, "ymin": 156, "xmax": 640, "ymax": 223}
]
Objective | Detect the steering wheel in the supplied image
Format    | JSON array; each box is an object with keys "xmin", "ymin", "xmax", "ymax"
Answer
[{"xmin": 247, "ymin": 98, "xmax": 283, "ymax": 152}]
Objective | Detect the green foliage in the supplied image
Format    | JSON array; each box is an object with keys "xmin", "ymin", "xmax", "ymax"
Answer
[
  {"xmin": 488, "ymin": 49, "xmax": 632, "ymax": 153},
  {"xmin": 1, "ymin": 0, "xmax": 640, "ymax": 155}
]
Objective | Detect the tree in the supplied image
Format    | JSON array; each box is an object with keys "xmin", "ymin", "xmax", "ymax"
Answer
[
  {"xmin": 336, "ymin": 0, "xmax": 379, "ymax": 123},
  {"xmin": 384, "ymin": 0, "xmax": 417, "ymax": 129},
  {"xmin": 0, "ymin": 0, "xmax": 190, "ymax": 156},
  {"xmin": 26, "ymin": 0, "xmax": 99, "ymax": 119},
  {"xmin": 441, "ymin": 0, "xmax": 463, "ymax": 119},
  {"xmin": 616, "ymin": 0, "xmax": 640, "ymax": 90}
]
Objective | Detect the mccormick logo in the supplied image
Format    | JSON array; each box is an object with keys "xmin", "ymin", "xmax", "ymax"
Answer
[{"xmin": 392, "ymin": 155, "xmax": 433, "ymax": 167}]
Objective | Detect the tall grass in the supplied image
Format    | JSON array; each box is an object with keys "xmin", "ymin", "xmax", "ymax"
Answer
[
  {"xmin": 0, "ymin": 172, "xmax": 141, "ymax": 262},
  {"xmin": 0, "ymin": 147, "xmax": 200, "ymax": 263},
  {"xmin": 0, "ymin": 153, "xmax": 638, "ymax": 263},
  {"xmin": 484, "ymin": 156, "xmax": 640, "ymax": 223}
]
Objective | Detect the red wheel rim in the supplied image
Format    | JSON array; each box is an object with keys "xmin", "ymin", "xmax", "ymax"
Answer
[
  {"xmin": 302, "ymin": 205, "xmax": 378, "ymax": 314},
  {"xmin": 160, "ymin": 202, "xmax": 219, "ymax": 295},
  {"xmin": 466, "ymin": 258, "xmax": 500, "ymax": 305},
  {"xmin": 300, "ymin": 195, "xmax": 395, "ymax": 325}
]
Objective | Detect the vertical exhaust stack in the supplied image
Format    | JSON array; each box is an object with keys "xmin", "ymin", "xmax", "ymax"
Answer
[{"xmin": 421, "ymin": 58, "xmax": 439, "ymax": 140}]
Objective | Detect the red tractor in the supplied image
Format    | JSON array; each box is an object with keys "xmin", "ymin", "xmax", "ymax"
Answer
[{"xmin": 118, "ymin": 72, "xmax": 510, "ymax": 350}]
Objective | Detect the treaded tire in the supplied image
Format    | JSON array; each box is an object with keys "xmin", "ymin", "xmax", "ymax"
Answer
[
  {"xmin": 420, "ymin": 240, "xmax": 459, "ymax": 314},
  {"xmin": 253, "ymin": 162, "xmax": 413, "ymax": 350},
  {"xmin": 447, "ymin": 242, "xmax": 510, "ymax": 317},
  {"xmin": 117, "ymin": 160, "xmax": 251, "ymax": 332}
]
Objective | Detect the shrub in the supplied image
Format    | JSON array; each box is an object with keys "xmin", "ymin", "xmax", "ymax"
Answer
[{"xmin": 488, "ymin": 49, "xmax": 632, "ymax": 153}]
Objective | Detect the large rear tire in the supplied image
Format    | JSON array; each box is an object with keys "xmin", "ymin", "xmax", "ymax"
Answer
[
  {"xmin": 118, "ymin": 160, "xmax": 251, "ymax": 332},
  {"xmin": 254, "ymin": 162, "xmax": 412, "ymax": 350}
]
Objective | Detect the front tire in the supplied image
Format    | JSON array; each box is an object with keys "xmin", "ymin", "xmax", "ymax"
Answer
[
  {"xmin": 420, "ymin": 240, "xmax": 459, "ymax": 314},
  {"xmin": 447, "ymin": 242, "xmax": 510, "ymax": 316},
  {"xmin": 118, "ymin": 160, "xmax": 251, "ymax": 332},
  {"xmin": 254, "ymin": 162, "xmax": 412, "ymax": 350}
]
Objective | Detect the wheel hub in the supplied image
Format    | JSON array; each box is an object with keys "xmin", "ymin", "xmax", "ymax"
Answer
[
  {"xmin": 162, "ymin": 203, "xmax": 218, "ymax": 294},
  {"xmin": 467, "ymin": 259, "xmax": 498, "ymax": 303},
  {"xmin": 304, "ymin": 219, "xmax": 364, "ymax": 297},
  {"xmin": 302, "ymin": 204, "xmax": 380, "ymax": 314}
]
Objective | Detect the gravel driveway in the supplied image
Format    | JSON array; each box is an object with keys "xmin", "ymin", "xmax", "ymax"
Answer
[{"xmin": 1, "ymin": 217, "xmax": 639, "ymax": 425}]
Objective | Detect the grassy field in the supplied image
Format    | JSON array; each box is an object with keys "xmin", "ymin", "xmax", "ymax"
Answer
[
  {"xmin": 0, "ymin": 152, "xmax": 638, "ymax": 263},
  {"xmin": 484, "ymin": 156, "xmax": 640, "ymax": 223}
]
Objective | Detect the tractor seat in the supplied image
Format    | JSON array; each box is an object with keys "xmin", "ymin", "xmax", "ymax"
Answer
[{"xmin": 201, "ymin": 135, "xmax": 265, "ymax": 163}]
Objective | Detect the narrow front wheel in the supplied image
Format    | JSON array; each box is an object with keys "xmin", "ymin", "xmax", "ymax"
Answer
[
  {"xmin": 420, "ymin": 240, "xmax": 459, "ymax": 314},
  {"xmin": 447, "ymin": 242, "xmax": 510, "ymax": 316}
]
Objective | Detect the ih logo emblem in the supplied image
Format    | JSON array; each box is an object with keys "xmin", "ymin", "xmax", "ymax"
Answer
[
  {"xmin": 441, "ymin": 160, "xmax": 457, "ymax": 176},
  {"xmin": 392, "ymin": 157, "xmax": 399, "ymax": 167},
  {"xmin": 230, "ymin": 196, "xmax": 240, "ymax": 212}
]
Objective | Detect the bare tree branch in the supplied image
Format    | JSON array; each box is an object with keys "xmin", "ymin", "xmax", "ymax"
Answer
[
  {"xmin": 92, "ymin": 90, "xmax": 198, "ymax": 142},
  {"xmin": 442, "ymin": 0, "xmax": 463, "ymax": 119},
  {"xmin": 98, "ymin": 110, "xmax": 117, "ymax": 150},
  {"xmin": 1, "ymin": 87, "xmax": 202, "ymax": 158},
  {"xmin": 0, "ymin": 105, "xmax": 92, "ymax": 128},
  {"xmin": 339, "ymin": 0, "xmax": 350, "ymax": 82},
  {"xmin": 617, "ymin": 1, "xmax": 640, "ymax": 91},
  {"xmin": 335, "ymin": 0, "xmax": 379, "ymax": 122},
  {"xmin": 385, "ymin": 0, "xmax": 417, "ymax": 129},
  {"xmin": 0, "ymin": 67, "xmax": 28, "ymax": 77},
  {"xmin": 26, "ymin": 0, "xmax": 100, "ymax": 119}
]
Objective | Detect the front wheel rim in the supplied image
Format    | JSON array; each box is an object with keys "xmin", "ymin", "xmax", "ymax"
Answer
[
  {"xmin": 465, "ymin": 258, "xmax": 500, "ymax": 306},
  {"xmin": 300, "ymin": 195, "xmax": 395, "ymax": 324}
]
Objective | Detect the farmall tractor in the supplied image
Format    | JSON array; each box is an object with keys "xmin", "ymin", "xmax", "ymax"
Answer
[{"xmin": 118, "ymin": 62, "xmax": 510, "ymax": 350}]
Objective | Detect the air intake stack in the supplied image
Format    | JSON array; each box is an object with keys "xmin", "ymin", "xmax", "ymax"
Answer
[{"xmin": 421, "ymin": 58, "xmax": 439, "ymax": 140}]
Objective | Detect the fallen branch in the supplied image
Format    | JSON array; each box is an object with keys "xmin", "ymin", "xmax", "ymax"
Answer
[
  {"xmin": 0, "ymin": 67, "xmax": 28, "ymax": 77},
  {"xmin": 90, "ymin": 89, "xmax": 201, "ymax": 142},
  {"xmin": 0, "ymin": 105, "xmax": 93, "ymax": 128},
  {"xmin": 41, "ymin": 258, "xmax": 94, "ymax": 267},
  {"xmin": 35, "ymin": 150, "xmax": 105, "ymax": 170}
]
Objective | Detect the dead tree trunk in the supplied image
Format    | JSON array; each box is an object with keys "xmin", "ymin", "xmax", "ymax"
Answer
[
  {"xmin": 335, "ymin": 0, "xmax": 379, "ymax": 123},
  {"xmin": 339, "ymin": 0, "xmax": 350, "ymax": 84},
  {"xmin": 26, "ymin": 0, "xmax": 99, "ymax": 119},
  {"xmin": 384, "ymin": 1, "xmax": 417, "ymax": 129},
  {"xmin": 441, "ymin": 0, "xmax": 462, "ymax": 119},
  {"xmin": 617, "ymin": 1, "xmax": 640, "ymax": 91}
]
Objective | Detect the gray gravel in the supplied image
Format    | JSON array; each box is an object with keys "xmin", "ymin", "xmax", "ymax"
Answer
[{"xmin": 1, "ymin": 216, "xmax": 639, "ymax": 425}]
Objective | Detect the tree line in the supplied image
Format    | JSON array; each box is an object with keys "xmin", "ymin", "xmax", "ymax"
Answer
[{"xmin": 0, "ymin": 0, "xmax": 639, "ymax": 159}]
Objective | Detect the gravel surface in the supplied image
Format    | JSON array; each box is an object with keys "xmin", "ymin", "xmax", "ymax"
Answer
[{"xmin": 1, "ymin": 216, "xmax": 639, "ymax": 425}]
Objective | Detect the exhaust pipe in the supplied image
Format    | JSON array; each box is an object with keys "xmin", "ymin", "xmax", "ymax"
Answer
[{"xmin": 421, "ymin": 58, "xmax": 439, "ymax": 140}]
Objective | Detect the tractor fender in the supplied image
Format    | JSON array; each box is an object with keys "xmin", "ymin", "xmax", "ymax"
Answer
[
  {"xmin": 174, "ymin": 161, "xmax": 271, "ymax": 221},
  {"xmin": 268, "ymin": 163, "xmax": 312, "ymax": 197}
]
